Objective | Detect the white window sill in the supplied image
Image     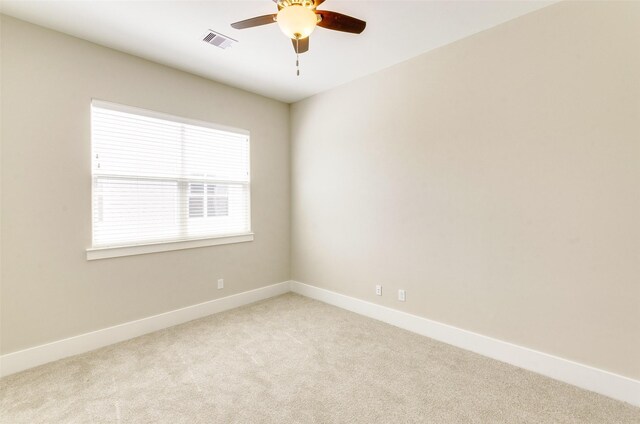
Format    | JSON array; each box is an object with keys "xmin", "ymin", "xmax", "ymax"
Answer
[{"xmin": 86, "ymin": 233, "xmax": 254, "ymax": 260}]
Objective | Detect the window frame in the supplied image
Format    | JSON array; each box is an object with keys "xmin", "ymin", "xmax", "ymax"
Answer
[{"xmin": 86, "ymin": 100, "xmax": 253, "ymax": 260}]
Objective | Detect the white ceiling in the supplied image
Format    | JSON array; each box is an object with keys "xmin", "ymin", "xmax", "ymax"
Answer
[{"xmin": 0, "ymin": 0, "xmax": 554, "ymax": 103}]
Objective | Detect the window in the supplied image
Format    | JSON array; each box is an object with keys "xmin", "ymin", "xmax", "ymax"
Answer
[
  {"xmin": 188, "ymin": 183, "xmax": 229, "ymax": 218},
  {"xmin": 88, "ymin": 101, "xmax": 251, "ymax": 259}
]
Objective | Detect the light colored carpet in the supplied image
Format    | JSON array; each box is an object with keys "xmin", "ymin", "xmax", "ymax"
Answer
[{"xmin": 1, "ymin": 293, "xmax": 638, "ymax": 423}]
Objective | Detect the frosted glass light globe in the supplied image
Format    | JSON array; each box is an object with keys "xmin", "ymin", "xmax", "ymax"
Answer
[{"xmin": 277, "ymin": 5, "xmax": 317, "ymax": 39}]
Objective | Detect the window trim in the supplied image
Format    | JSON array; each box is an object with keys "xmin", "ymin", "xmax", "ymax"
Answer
[
  {"xmin": 86, "ymin": 233, "xmax": 255, "ymax": 260},
  {"xmin": 87, "ymin": 100, "xmax": 253, "ymax": 260}
]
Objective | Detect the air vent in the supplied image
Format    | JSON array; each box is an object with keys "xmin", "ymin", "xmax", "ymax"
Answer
[{"xmin": 202, "ymin": 30, "xmax": 237, "ymax": 49}]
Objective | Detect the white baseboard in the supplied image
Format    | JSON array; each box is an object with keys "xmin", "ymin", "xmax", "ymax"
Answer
[
  {"xmin": 3, "ymin": 279, "xmax": 638, "ymax": 408},
  {"xmin": 290, "ymin": 281, "xmax": 640, "ymax": 407},
  {"xmin": 0, "ymin": 281, "xmax": 290, "ymax": 378}
]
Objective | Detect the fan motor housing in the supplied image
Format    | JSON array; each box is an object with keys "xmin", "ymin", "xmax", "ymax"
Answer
[{"xmin": 278, "ymin": 0, "xmax": 315, "ymax": 9}]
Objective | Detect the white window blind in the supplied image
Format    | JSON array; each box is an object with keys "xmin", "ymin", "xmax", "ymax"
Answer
[{"xmin": 91, "ymin": 101, "xmax": 250, "ymax": 249}]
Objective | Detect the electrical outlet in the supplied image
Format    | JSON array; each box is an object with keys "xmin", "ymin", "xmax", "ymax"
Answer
[
  {"xmin": 217, "ymin": 278, "xmax": 224, "ymax": 289},
  {"xmin": 375, "ymin": 285, "xmax": 382, "ymax": 296},
  {"xmin": 398, "ymin": 289, "xmax": 406, "ymax": 302}
]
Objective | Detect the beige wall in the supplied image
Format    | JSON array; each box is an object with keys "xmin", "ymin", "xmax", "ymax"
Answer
[
  {"xmin": 0, "ymin": 16, "xmax": 290, "ymax": 354},
  {"xmin": 291, "ymin": 1, "xmax": 640, "ymax": 379},
  {"xmin": 2, "ymin": 1, "xmax": 639, "ymax": 381}
]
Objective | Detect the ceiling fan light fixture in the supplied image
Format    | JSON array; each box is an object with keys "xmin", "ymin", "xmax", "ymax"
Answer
[{"xmin": 277, "ymin": 5, "xmax": 317, "ymax": 39}]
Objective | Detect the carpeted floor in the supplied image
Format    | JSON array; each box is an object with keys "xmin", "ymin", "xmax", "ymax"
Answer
[{"xmin": 1, "ymin": 293, "xmax": 638, "ymax": 423}]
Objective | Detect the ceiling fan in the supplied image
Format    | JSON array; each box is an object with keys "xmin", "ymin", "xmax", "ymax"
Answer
[{"xmin": 231, "ymin": 0, "xmax": 366, "ymax": 75}]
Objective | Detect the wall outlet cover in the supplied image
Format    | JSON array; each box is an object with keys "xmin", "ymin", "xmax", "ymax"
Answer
[{"xmin": 398, "ymin": 289, "xmax": 406, "ymax": 302}]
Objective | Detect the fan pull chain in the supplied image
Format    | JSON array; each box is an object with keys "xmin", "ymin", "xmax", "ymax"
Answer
[{"xmin": 296, "ymin": 38, "xmax": 300, "ymax": 77}]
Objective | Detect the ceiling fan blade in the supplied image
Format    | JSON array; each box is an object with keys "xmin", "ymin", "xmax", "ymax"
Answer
[
  {"xmin": 231, "ymin": 14, "xmax": 277, "ymax": 29},
  {"xmin": 316, "ymin": 10, "xmax": 366, "ymax": 34},
  {"xmin": 292, "ymin": 37, "xmax": 309, "ymax": 54}
]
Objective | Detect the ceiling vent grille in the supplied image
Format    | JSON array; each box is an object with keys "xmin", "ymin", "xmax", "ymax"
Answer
[{"xmin": 202, "ymin": 30, "xmax": 237, "ymax": 49}]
